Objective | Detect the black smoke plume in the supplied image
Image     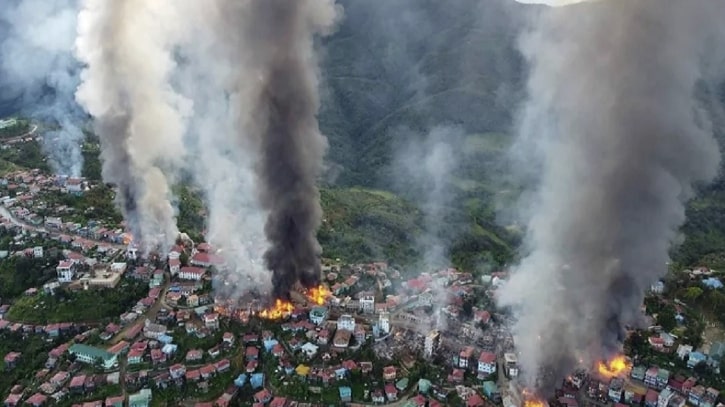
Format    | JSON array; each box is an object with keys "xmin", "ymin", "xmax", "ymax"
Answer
[{"xmin": 239, "ymin": 0, "xmax": 342, "ymax": 300}]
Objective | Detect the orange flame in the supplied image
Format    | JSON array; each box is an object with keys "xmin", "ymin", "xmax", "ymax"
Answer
[
  {"xmin": 522, "ymin": 389, "xmax": 547, "ymax": 407},
  {"xmin": 307, "ymin": 285, "xmax": 331, "ymax": 305},
  {"xmin": 259, "ymin": 299, "xmax": 294, "ymax": 320},
  {"xmin": 596, "ymin": 355, "xmax": 630, "ymax": 379},
  {"xmin": 122, "ymin": 233, "xmax": 133, "ymax": 245}
]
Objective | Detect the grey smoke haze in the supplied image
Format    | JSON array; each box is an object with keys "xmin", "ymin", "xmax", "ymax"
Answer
[
  {"xmin": 394, "ymin": 126, "xmax": 464, "ymax": 270},
  {"xmin": 498, "ymin": 0, "xmax": 725, "ymax": 394},
  {"xmin": 0, "ymin": 0, "xmax": 85, "ymax": 176},
  {"xmin": 75, "ymin": 0, "xmax": 191, "ymax": 253}
]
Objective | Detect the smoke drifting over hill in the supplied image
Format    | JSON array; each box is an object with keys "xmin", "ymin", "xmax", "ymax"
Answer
[
  {"xmin": 75, "ymin": 0, "xmax": 191, "ymax": 253},
  {"xmin": 498, "ymin": 0, "xmax": 725, "ymax": 394},
  {"xmin": 0, "ymin": 0, "xmax": 85, "ymax": 176}
]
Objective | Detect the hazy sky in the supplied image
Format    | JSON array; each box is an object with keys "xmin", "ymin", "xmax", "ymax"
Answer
[{"xmin": 514, "ymin": 0, "xmax": 597, "ymax": 6}]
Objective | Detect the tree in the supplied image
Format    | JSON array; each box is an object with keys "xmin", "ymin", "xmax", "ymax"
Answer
[
  {"xmin": 657, "ymin": 308, "xmax": 677, "ymax": 332},
  {"xmin": 683, "ymin": 286, "xmax": 704, "ymax": 301}
]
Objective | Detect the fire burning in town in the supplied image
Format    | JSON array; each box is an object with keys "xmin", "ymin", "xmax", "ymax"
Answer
[
  {"xmin": 306, "ymin": 284, "xmax": 331, "ymax": 305},
  {"xmin": 596, "ymin": 355, "xmax": 631, "ymax": 379},
  {"xmin": 522, "ymin": 389, "xmax": 547, "ymax": 407},
  {"xmin": 259, "ymin": 299, "xmax": 294, "ymax": 320}
]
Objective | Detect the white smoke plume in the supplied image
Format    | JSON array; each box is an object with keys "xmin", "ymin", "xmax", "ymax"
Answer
[
  {"xmin": 498, "ymin": 0, "xmax": 725, "ymax": 395},
  {"xmin": 171, "ymin": 1, "xmax": 272, "ymax": 294},
  {"xmin": 395, "ymin": 126, "xmax": 464, "ymax": 272},
  {"xmin": 0, "ymin": 0, "xmax": 85, "ymax": 176},
  {"xmin": 74, "ymin": 0, "xmax": 191, "ymax": 253},
  {"xmin": 394, "ymin": 126, "xmax": 464, "ymax": 330}
]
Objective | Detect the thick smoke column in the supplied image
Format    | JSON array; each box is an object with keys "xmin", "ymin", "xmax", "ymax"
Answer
[
  {"xmin": 75, "ymin": 0, "xmax": 190, "ymax": 252},
  {"xmin": 0, "ymin": 0, "xmax": 85, "ymax": 176},
  {"xmin": 498, "ymin": 0, "xmax": 725, "ymax": 394},
  {"xmin": 239, "ymin": 0, "xmax": 342, "ymax": 300}
]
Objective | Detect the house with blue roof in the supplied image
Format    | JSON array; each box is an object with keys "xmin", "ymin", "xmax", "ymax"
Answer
[
  {"xmin": 703, "ymin": 278, "xmax": 723, "ymax": 289},
  {"xmin": 688, "ymin": 351, "xmax": 707, "ymax": 368},
  {"xmin": 234, "ymin": 374, "xmax": 247, "ymax": 387},
  {"xmin": 339, "ymin": 386, "xmax": 352, "ymax": 402},
  {"xmin": 161, "ymin": 344, "xmax": 177, "ymax": 355},
  {"xmin": 157, "ymin": 334, "xmax": 173, "ymax": 344},
  {"xmin": 250, "ymin": 373, "xmax": 265, "ymax": 389},
  {"xmin": 263, "ymin": 339, "xmax": 279, "ymax": 352},
  {"xmin": 335, "ymin": 367, "xmax": 348, "ymax": 380}
]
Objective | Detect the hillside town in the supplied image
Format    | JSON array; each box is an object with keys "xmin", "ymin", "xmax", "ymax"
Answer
[{"xmin": 0, "ymin": 171, "xmax": 722, "ymax": 407}]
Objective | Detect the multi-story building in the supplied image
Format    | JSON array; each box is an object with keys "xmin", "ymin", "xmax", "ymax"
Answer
[
  {"xmin": 504, "ymin": 353, "xmax": 519, "ymax": 378},
  {"xmin": 68, "ymin": 344, "xmax": 118, "ymax": 370},
  {"xmin": 178, "ymin": 266, "xmax": 206, "ymax": 281},
  {"xmin": 337, "ymin": 314, "xmax": 355, "ymax": 332},
  {"xmin": 459, "ymin": 347, "xmax": 475, "ymax": 369},
  {"xmin": 56, "ymin": 260, "xmax": 75, "ymax": 283},
  {"xmin": 478, "ymin": 351, "xmax": 497, "ymax": 376},
  {"xmin": 359, "ymin": 295, "xmax": 375, "ymax": 314},
  {"xmin": 379, "ymin": 312, "xmax": 390, "ymax": 334},
  {"xmin": 309, "ymin": 307, "xmax": 328, "ymax": 325},
  {"xmin": 424, "ymin": 331, "xmax": 440, "ymax": 359}
]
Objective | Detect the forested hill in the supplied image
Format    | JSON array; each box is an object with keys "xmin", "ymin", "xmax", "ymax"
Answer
[{"xmin": 320, "ymin": 0, "xmax": 528, "ymax": 188}]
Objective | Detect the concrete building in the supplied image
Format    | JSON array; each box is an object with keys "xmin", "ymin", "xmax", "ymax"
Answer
[
  {"xmin": 69, "ymin": 344, "xmax": 118, "ymax": 370},
  {"xmin": 379, "ymin": 311, "xmax": 390, "ymax": 335},
  {"xmin": 33, "ymin": 246, "xmax": 43, "ymax": 258},
  {"xmin": 337, "ymin": 314, "xmax": 356, "ymax": 332},
  {"xmin": 424, "ymin": 331, "xmax": 440, "ymax": 359},
  {"xmin": 359, "ymin": 295, "xmax": 375, "ymax": 314},
  {"xmin": 56, "ymin": 261, "xmax": 75, "ymax": 283},
  {"xmin": 310, "ymin": 306, "xmax": 328, "ymax": 325},
  {"xmin": 504, "ymin": 353, "xmax": 519, "ymax": 378}
]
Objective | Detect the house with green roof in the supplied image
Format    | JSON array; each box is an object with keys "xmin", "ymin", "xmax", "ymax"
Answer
[
  {"xmin": 418, "ymin": 378, "xmax": 432, "ymax": 394},
  {"xmin": 69, "ymin": 344, "xmax": 118, "ymax": 370},
  {"xmin": 129, "ymin": 388, "xmax": 152, "ymax": 407},
  {"xmin": 483, "ymin": 380, "xmax": 501, "ymax": 402}
]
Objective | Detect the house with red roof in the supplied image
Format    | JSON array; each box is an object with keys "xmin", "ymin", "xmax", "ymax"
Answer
[
  {"xmin": 4, "ymin": 393, "xmax": 21, "ymax": 407},
  {"xmin": 467, "ymin": 394, "xmax": 485, "ymax": 407},
  {"xmin": 168, "ymin": 258, "xmax": 181, "ymax": 275},
  {"xmin": 4, "ymin": 352, "xmax": 21, "ymax": 369},
  {"xmin": 203, "ymin": 313, "xmax": 219, "ymax": 330},
  {"xmin": 26, "ymin": 393, "xmax": 47, "ymax": 407},
  {"xmin": 150, "ymin": 349, "xmax": 166, "ymax": 365},
  {"xmin": 199, "ymin": 364, "xmax": 216, "ymax": 380},
  {"xmin": 69, "ymin": 375, "xmax": 86, "ymax": 392},
  {"xmin": 186, "ymin": 349, "xmax": 203, "ymax": 362},
  {"xmin": 385, "ymin": 384, "xmax": 398, "ymax": 401},
  {"xmin": 246, "ymin": 346, "xmax": 259, "ymax": 361},
  {"xmin": 478, "ymin": 351, "xmax": 497, "ymax": 376},
  {"xmin": 254, "ymin": 389, "xmax": 272, "ymax": 404},
  {"xmin": 272, "ymin": 344, "xmax": 285, "ymax": 358},
  {"xmin": 169, "ymin": 363, "xmax": 186, "ymax": 379},
  {"xmin": 474, "ymin": 310, "xmax": 491, "ymax": 325},
  {"xmin": 269, "ymin": 397, "xmax": 288, "ymax": 407},
  {"xmin": 179, "ymin": 266, "xmax": 206, "ymax": 281},
  {"xmin": 185, "ymin": 369, "xmax": 201, "ymax": 382},
  {"xmin": 127, "ymin": 348, "xmax": 144, "ymax": 364},
  {"xmin": 383, "ymin": 366, "xmax": 397, "ymax": 382},
  {"xmin": 215, "ymin": 359, "xmax": 231, "ymax": 373}
]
